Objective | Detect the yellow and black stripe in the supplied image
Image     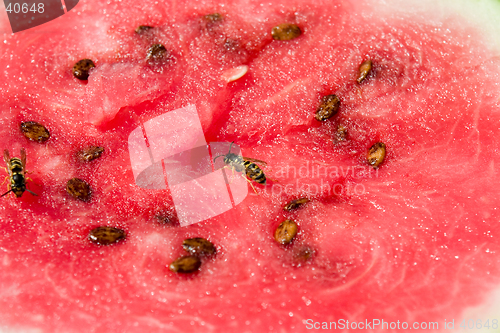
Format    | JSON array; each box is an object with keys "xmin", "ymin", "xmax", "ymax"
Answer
[
  {"xmin": 9, "ymin": 157, "xmax": 27, "ymax": 198},
  {"xmin": 9, "ymin": 157, "xmax": 23, "ymax": 173},
  {"xmin": 3, "ymin": 157, "xmax": 27, "ymax": 198},
  {"xmin": 243, "ymin": 160, "xmax": 266, "ymax": 185},
  {"xmin": 213, "ymin": 142, "xmax": 268, "ymax": 188}
]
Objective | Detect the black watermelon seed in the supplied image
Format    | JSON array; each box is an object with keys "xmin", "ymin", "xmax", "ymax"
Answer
[
  {"xmin": 72, "ymin": 59, "xmax": 95, "ymax": 80},
  {"xmin": 315, "ymin": 94, "xmax": 340, "ymax": 121},
  {"xmin": 89, "ymin": 226, "xmax": 126, "ymax": 245},
  {"xmin": 274, "ymin": 219, "xmax": 298, "ymax": 245},
  {"xmin": 271, "ymin": 23, "xmax": 302, "ymax": 41},
  {"xmin": 367, "ymin": 142, "xmax": 386, "ymax": 169},
  {"xmin": 182, "ymin": 238, "xmax": 216, "ymax": 257},
  {"xmin": 20, "ymin": 121, "xmax": 50, "ymax": 143},
  {"xmin": 203, "ymin": 13, "xmax": 223, "ymax": 25},
  {"xmin": 169, "ymin": 255, "xmax": 202, "ymax": 273},
  {"xmin": 146, "ymin": 44, "xmax": 168, "ymax": 64},
  {"xmin": 200, "ymin": 13, "xmax": 224, "ymax": 32},
  {"xmin": 77, "ymin": 146, "xmax": 104, "ymax": 162},
  {"xmin": 154, "ymin": 212, "xmax": 179, "ymax": 226},
  {"xmin": 66, "ymin": 178, "xmax": 91, "ymax": 201},
  {"xmin": 292, "ymin": 245, "xmax": 316, "ymax": 267},
  {"xmin": 135, "ymin": 25, "xmax": 153, "ymax": 34},
  {"xmin": 284, "ymin": 198, "xmax": 310, "ymax": 211},
  {"xmin": 336, "ymin": 125, "xmax": 348, "ymax": 142},
  {"xmin": 357, "ymin": 59, "xmax": 373, "ymax": 84},
  {"xmin": 223, "ymin": 38, "xmax": 242, "ymax": 53}
]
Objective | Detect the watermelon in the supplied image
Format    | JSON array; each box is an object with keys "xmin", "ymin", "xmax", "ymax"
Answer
[{"xmin": 1, "ymin": 0, "xmax": 500, "ymax": 332}]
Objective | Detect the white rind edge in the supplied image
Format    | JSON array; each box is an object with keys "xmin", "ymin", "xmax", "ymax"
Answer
[
  {"xmin": 433, "ymin": 1, "xmax": 500, "ymax": 331},
  {"xmin": 459, "ymin": 289, "xmax": 500, "ymax": 333},
  {"xmin": 374, "ymin": 0, "xmax": 500, "ymax": 53},
  {"xmin": 375, "ymin": 1, "xmax": 500, "ymax": 331}
]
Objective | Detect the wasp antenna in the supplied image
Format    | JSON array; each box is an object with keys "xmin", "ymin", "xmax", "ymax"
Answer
[
  {"xmin": 213, "ymin": 154, "xmax": 225, "ymax": 163},
  {"xmin": 26, "ymin": 189, "xmax": 38, "ymax": 196},
  {"xmin": 228, "ymin": 141, "xmax": 235, "ymax": 154},
  {"xmin": 1, "ymin": 189, "xmax": 12, "ymax": 197}
]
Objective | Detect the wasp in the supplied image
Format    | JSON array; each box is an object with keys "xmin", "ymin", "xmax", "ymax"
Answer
[
  {"xmin": 213, "ymin": 142, "xmax": 269, "ymax": 193},
  {"xmin": 1, "ymin": 148, "xmax": 37, "ymax": 198}
]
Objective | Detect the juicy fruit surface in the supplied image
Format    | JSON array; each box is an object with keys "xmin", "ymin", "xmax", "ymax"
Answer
[{"xmin": 1, "ymin": 0, "xmax": 500, "ymax": 332}]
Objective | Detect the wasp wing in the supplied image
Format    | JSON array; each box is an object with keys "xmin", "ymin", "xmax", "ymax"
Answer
[
  {"xmin": 3, "ymin": 150, "xmax": 10, "ymax": 166},
  {"xmin": 3, "ymin": 150, "xmax": 14, "ymax": 177},
  {"xmin": 20, "ymin": 148, "xmax": 27, "ymax": 168},
  {"xmin": 242, "ymin": 157, "xmax": 268, "ymax": 166}
]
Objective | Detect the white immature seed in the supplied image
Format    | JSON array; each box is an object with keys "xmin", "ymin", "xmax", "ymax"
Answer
[{"xmin": 221, "ymin": 65, "xmax": 248, "ymax": 82}]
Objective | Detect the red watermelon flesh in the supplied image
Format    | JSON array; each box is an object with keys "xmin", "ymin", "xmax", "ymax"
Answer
[{"xmin": 1, "ymin": 0, "xmax": 500, "ymax": 332}]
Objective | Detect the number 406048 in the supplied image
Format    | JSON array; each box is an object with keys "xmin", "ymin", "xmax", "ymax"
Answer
[
  {"xmin": 5, "ymin": 3, "xmax": 45, "ymax": 14},
  {"xmin": 460, "ymin": 319, "xmax": 498, "ymax": 330}
]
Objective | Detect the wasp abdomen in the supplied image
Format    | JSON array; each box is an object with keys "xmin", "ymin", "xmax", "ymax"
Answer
[
  {"xmin": 244, "ymin": 161, "xmax": 266, "ymax": 184},
  {"xmin": 2, "ymin": 149, "xmax": 37, "ymax": 198},
  {"xmin": 10, "ymin": 159, "xmax": 23, "ymax": 172}
]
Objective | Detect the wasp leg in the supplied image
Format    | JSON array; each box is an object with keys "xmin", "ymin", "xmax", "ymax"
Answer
[
  {"xmin": 219, "ymin": 165, "xmax": 256, "ymax": 192},
  {"xmin": 226, "ymin": 166, "xmax": 236, "ymax": 184},
  {"xmin": 1, "ymin": 175, "xmax": 10, "ymax": 186},
  {"xmin": 24, "ymin": 177, "xmax": 39, "ymax": 196},
  {"xmin": 25, "ymin": 177, "xmax": 42, "ymax": 187},
  {"xmin": 1, "ymin": 183, "xmax": 11, "ymax": 197},
  {"xmin": 257, "ymin": 166, "xmax": 279, "ymax": 182},
  {"xmin": 220, "ymin": 165, "xmax": 232, "ymax": 184},
  {"xmin": 220, "ymin": 165, "xmax": 240, "ymax": 185},
  {"xmin": 250, "ymin": 165, "xmax": 278, "ymax": 183},
  {"xmin": 26, "ymin": 189, "xmax": 38, "ymax": 196},
  {"xmin": 242, "ymin": 174, "xmax": 259, "ymax": 194}
]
